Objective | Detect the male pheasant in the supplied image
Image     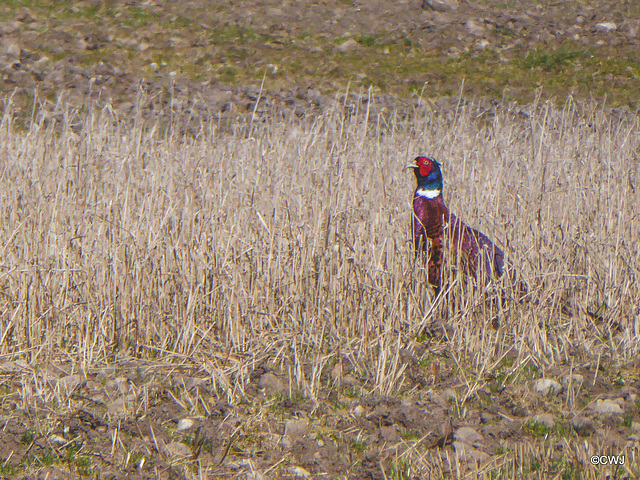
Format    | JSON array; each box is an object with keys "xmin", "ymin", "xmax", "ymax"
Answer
[{"xmin": 409, "ymin": 156, "xmax": 505, "ymax": 295}]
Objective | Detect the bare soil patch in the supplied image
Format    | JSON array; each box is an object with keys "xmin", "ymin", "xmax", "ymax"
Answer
[
  {"xmin": 2, "ymin": 354, "xmax": 639, "ymax": 479},
  {"xmin": 0, "ymin": 4, "xmax": 639, "ymax": 476},
  {"xmin": 0, "ymin": 0, "xmax": 639, "ymax": 124}
]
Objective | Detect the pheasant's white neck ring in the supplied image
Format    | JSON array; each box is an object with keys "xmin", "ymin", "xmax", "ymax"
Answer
[{"xmin": 416, "ymin": 187, "xmax": 441, "ymax": 199}]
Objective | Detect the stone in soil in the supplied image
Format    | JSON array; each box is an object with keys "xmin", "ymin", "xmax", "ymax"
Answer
[
  {"xmin": 590, "ymin": 399, "xmax": 624, "ymax": 414},
  {"xmin": 572, "ymin": 416, "xmax": 596, "ymax": 437},
  {"xmin": 532, "ymin": 413, "xmax": 555, "ymax": 428},
  {"xmin": 533, "ymin": 378, "xmax": 562, "ymax": 396},
  {"xmin": 259, "ymin": 372, "xmax": 287, "ymax": 395}
]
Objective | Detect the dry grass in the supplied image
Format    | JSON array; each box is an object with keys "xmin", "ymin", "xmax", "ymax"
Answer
[{"xmin": 0, "ymin": 90, "xmax": 639, "ymax": 478}]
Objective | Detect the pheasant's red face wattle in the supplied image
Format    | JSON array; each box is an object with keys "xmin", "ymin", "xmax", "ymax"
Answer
[{"xmin": 417, "ymin": 157, "xmax": 432, "ymax": 177}]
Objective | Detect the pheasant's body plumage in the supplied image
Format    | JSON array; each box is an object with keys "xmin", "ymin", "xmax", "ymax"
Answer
[{"xmin": 409, "ymin": 156, "xmax": 505, "ymax": 294}]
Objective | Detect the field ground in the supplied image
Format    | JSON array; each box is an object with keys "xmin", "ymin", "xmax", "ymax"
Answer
[
  {"xmin": 1, "ymin": 1, "xmax": 640, "ymax": 479},
  {"xmin": 0, "ymin": 91, "xmax": 639, "ymax": 479},
  {"xmin": 0, "ymin": 0, "xmax": 640, "ymax": 127}
]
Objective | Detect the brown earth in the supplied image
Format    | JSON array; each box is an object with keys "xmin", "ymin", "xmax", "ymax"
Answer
[
  {"xmin": 2, "ymin": 344, "xmax": 639, "ymax": 479},
  {"xmin": 0, "ymin": 0, "xmax": 639, "ymax": 126},
  {"xmin": 1, "ymin": 2, "xmax": 640, "ymax": 479}
]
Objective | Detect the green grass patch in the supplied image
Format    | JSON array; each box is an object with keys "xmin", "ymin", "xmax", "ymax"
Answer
[
  {"xmin": 124, "ymin": 7, "xmax": 160, "ymax": 26},
  {"xmin": 220, "ymin": 66, "xmax": 238, "ymax": 82},
  {"xmin": 0, "ymin": 464, "xmax": 16, "ymax": 476},
  {"xmin": 343, "ymin": 386, "xmax": 363, "ymax": 398},
  {"xmin": 356, "ymin": 35, "xmax": 377, "ymax": 47},
  {"xmin": 555, "ymin": 421, "xmax": 575, "ymax": 438},
  {"xmin": 523, "ymin": 419, "xmax": 553, "ymax": 437},
  {"xmin": 519, "ymin": 47, "xmax": 586, "ymax": 72},
  {"xmin": 390, "ymin": 457, "xmax": 412, "ymax": 480},
  {"xmin": 492, "ymin": 25, "xmax": 516, "ymax": 37},
  {"xmin": 350, "ymin": 438, "xmax": 367, "ymax": 454},
  {"xmin": 20, "ymin": 430, "xmax": 36, "ymax": 445},
  {"xmin": 402, "ymin": 429, "xmax": 423, "ymax": 441}
]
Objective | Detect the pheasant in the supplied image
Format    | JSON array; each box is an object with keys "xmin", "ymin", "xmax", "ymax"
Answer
[{"xmin": 409, "ymin": 156, "xmax": 506, "ymax": 296}]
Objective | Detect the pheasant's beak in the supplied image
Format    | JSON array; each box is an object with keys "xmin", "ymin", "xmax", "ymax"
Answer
[{"xmin": 406, "ymin": 163, "xmax": 418, "ymax": 169}]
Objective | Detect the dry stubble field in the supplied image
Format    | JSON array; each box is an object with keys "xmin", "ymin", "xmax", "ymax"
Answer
[{"xmin": 0, "ymin": 92, "xmax": 639, "ymax": 479}]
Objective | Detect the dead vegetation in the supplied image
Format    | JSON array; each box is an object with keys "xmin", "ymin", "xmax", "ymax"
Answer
[{"xmin": 0, "ymin": 91, "xmax": 639, "ymax": 479}]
